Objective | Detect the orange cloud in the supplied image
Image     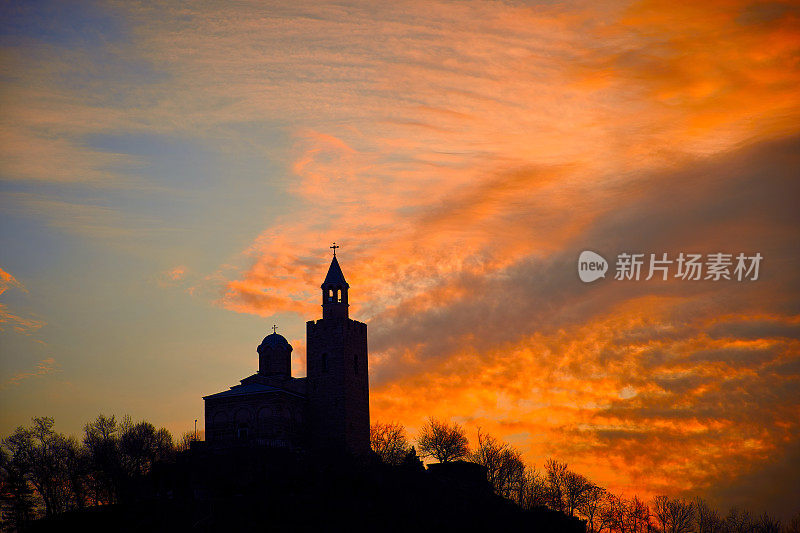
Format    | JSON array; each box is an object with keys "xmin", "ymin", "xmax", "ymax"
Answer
[
  {"xmin": 156, "ymin": 266, "xmax": 191, "ymax": 289},
  {"xmin": 0, "ymin": 266, "xmax": 43, "ymax": 335},
  {"xmin": 1, "ymin": 357, "xmax": 58, "ymax": 389},
  {"xmin": 4, "ymin": 0, "xmax": 798, "ymax": 518},
  {"xmin": 371, "ymin": 303, "xmax": 800, "ymax": 503},
  {"xmin": 167, "ymin": 266, "xmax": 187, "ymax": 281},
  {"xmin": 0, "ymin": 267, "xmax": 23, "ymax": 297},
  {"xmin": 218, "ymin": 130, "xmax": 799, "ymax": 512}
]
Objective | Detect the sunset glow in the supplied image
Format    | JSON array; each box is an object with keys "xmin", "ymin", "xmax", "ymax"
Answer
[{"xmin": 1, "ymin": 0, "xmax": 799, "ymax": 520}]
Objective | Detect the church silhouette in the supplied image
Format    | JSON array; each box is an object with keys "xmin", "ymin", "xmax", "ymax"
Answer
[{"xmin": 203, "ymin": 248, "xmax": 370, "ymax": 455}]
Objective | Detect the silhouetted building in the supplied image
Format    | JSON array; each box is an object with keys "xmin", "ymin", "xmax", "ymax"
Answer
[{"xmin": 203, "ymin": 252, "xmax": 370, "ymax": 455}]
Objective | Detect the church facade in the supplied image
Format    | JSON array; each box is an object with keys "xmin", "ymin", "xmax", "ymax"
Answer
[{"xmin": 203, "ymin": 252, "xmax": 370, "ymax": 455}]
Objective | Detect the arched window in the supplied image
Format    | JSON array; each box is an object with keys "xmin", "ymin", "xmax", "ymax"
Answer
[
  {"xmin": 336, "ymin": 288, "xmax": 342, "ymax": 303},
  {"xmin": 327, "ymin": 288, "xmax": 334, "ymax": 302}
]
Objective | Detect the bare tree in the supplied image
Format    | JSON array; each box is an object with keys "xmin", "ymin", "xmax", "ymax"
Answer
[
  {"xmin": 176, "ymin": 431, "xmax": 197, "ymax": 452},
  {"xmin": 2, "ymin": 417, "xmax": 75, "ymax": 517},
  {"xmin": 416, "ymin": 417, "xmax": 469, "ymax": 463},
  {"xmin": 600, "ymin": 493, "xmax": 629, "ymax": 533},
  {"xmin": 785, "ymin": 512, "xmax": 800, "ymax": 533},
  {"xmin": 725, "ymin": 506, "xmax": 754, "ymax": 533},
  {"xmin": 563, "ymin": 470, "xmax": 591, "ymax": 517},
  {"xmin": 63, "ymin": 436, "xmax": 90, "ymax": 510},
  {"xmin": 0, "ymin": 445, "xmax": 35, "ymax": 529},
  {"xmin": 654, "ymin": 495, "xmax": 694, "ymax": 533},
  {"xmin": 119, "ymin": 418, "xmax": 174, "ymax": 479},
  {"xmin": 755, "ymin": 512, "xmax": 780, "ymax": 533},
  {"xmin": 83, "ymin": 413, "xmax": 120, "ymax": 504},
  {"xmin": 545, "ymin": 458, "xmax": 568, "ymax": 512},
  {"xmin": 518, "ymin": 466, "xmax": 549, "ymax": 509},
  {"xmin": 469, "ymin": 429, "xmax": 524, "ymax": 499},
  {"xmin": 501, "ymin": 451, "xmax": 526, "ymax": 502},
  {"xmin": 628, "ymin": 495, "xmax": 651, "ymax": 533},
  {"xmin": 370, "ymin": 421, "xmax": 410, "ymax": 465},
  {"xmin": 578, "ymin": 483, "xmax": 607, "ymax": 533},
  {"xmin": 694, "ymin": 497, "xmax": 722, "ymax": 533},
  {"xmin": 653, "ymin": 495, "xmax": 670, "ymax": 532}
]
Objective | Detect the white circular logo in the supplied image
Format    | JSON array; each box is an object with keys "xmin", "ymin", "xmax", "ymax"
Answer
[{"xmin": 578, "ymin": 251, "xmax": 608, "ymax": 282}]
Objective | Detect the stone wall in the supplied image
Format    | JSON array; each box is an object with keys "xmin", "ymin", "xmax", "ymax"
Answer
[
  {"xmin": 204, "ymin": 393, "xmax": 305, "ymax": 448},
  {"xmin": 306, "ymin": 317, "xmax": 370, "ymax": 454}
]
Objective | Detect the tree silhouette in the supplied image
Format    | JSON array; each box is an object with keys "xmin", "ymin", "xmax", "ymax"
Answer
[
  {"xmin": 628, "ymin": 495, "xmax": 651, "ymax": 533},
  {"xmin": 1, "ymin": 412, "xmax": 798, "ymax": 531},
  {"xmin": 654, "ymin": 495, "xmax": 694, "ymax": 533},
  {"xmin": 8, "ymin": 417, "xmax": 74, "ymax": 517},
  {"xmin": 598, "ymin": 492, "xmax": 623, "ymax": 533},
  {"xmin": 416, "ymin": 417, "xmax": 469, "ymax": 463},
  {"xmin": 563, "ymin": 470, "xmax": 591, "ymax": 517},
  {"xmin": 578, "ymin": 483, "xmax": 606, "ymax": 533},
  {"xmin": 63, "ymin": 436, "xmax": 90, "ymax": 510},
  {"xmin": 518, "ymin": 466, "xmax": 549, "ymax": 509},
  {"xmin": 177, "ymin": 431, "xmax": 197, "ymax": 452},
  {"xmin": 469, "ymin": 429, "xmax": 525, "ymax": 499},
  {"xmin": 545, "ymin": 458, "xmax": 568, "ymax": 512},
  {"xmin": 83, "ymin": 413, "xmax": 120, "ymax": 504},
  {"xmin": 400, "ymin": 446, "xmax": 425, "ymax": 473},
  {"xmin": 757, "ymin": 512, "xmax": 782, "ymax": 533},
  {"xmin": 786, "ymin": 512, "xmax": 800, "ymax": 533},
  {"xmin": 0, "ymin": 445, "xmax": 35, "ymax": 529},
  {"xmin": 724, "ymin": 506, "xmax": 753, "ymax": 533},
  {"xmin": 694, "ymin": 497, "xmax": 723, "ymax": 533},
  {"xmin": 119, "ymin": 416, "xmax": 174, "ymax": 479},
  {"xmin": 370, "ymin": 421, "xmax": 410, "ymax": 465}
]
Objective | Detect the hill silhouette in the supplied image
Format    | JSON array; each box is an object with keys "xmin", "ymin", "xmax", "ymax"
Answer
[{"xmin": 25, "ymin": 444, "xmax": 585, "ymax": 532}]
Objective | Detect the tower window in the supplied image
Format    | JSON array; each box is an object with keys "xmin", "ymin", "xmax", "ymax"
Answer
[
  {"xmin": 336, "ymin": 288, "xmax": 342, "ymax": 303},
  {"xmin": 327, "ymin": 289, "xmax": 334, "ymax": 302}
]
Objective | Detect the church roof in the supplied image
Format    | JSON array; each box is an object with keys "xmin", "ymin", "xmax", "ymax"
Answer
[
  {"xmin": 259, "ymin": 332, "xmax": 290, "ymax": 349},
  {"xmin": 202, "ymin": 381, "xmax": 305, "ymax": 400},
  {"xmin": 322, "ymin": 255, "xmax": 348, "ymax": 287}
]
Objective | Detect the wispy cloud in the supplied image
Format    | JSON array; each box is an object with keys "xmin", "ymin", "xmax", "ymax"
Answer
[
  {"xmin": 0, "ymin": 192, "xmax": 166, "ymax": 241},
  {"xmin": 0, "ymin": 267, "xmax": 44, "ymax": 335},
  {"xmin": 159, "ymin": 1, "xmax": 800, "ymax": 508},
  {"xmin": 0, "ymin": 357, "xmax": 58, "ymax": 389},
  {"xmin": 2, "ymin": 0, "xmax": 799, "ymax": 517}
]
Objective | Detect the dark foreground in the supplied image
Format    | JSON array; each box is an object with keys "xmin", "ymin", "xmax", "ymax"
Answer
[{"xmin": 29, "ymin": 446, "xmax": 586, "ymax": 532}]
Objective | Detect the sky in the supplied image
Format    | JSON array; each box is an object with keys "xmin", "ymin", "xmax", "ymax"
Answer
[{"xmin": 1, "ymin": 0, "xmax": 799, "ymax": 520}]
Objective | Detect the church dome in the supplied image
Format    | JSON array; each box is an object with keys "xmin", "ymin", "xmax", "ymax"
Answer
[
  {"xmin": 257, "ymin": 331, "xmax": 292, "ymax": 377},
  {"xmin": 259, "ymin": 332, "xmax": 291, "ymax": 350}
]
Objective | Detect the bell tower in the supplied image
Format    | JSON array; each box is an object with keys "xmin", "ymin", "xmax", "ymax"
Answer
[
  {"xmin": 306, "ymin": 244, "xmax": 370, "ymax": 455},
  {"xmin": 321, "ymin": 243, "xmax": 349, "ymax": 320}
]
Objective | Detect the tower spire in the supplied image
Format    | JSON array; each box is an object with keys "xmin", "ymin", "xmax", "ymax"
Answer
[{"xmin": 321, "ymin": 249, "xmax": 349, "ymax": 319}]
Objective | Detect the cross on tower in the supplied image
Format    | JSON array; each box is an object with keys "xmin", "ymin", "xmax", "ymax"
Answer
[
  {"xmin": 330, "ymin": 242, "xmax": 339, "ymax": 257},
  {"xmin": 272, "ymin": 325, "xmax": 277, "ymax": 333}
]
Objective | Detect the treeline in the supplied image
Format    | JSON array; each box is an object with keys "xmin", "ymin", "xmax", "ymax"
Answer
[
  {"xmin": 0, "ymin": 415, "xmax": 193, "ymax": 531},
  {"xmin": 2, "ymin": 415, "xmax": 797, "ymax": 533},
  {"xmin": 371, "ymin": 418, "xmax": 800, "ymax": 533}
]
